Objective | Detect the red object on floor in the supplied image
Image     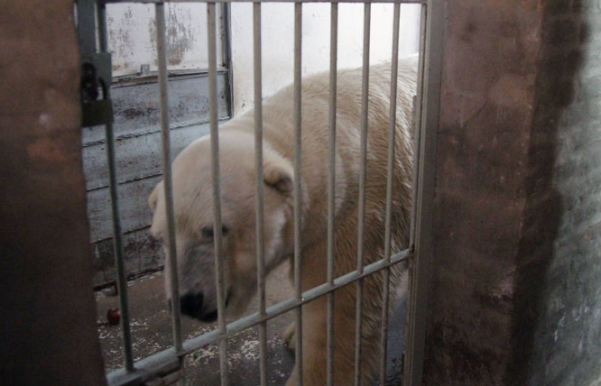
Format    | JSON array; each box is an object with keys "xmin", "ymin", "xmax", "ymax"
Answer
[{"xmin": 107, "ymin": 308, "xmax": 121, "ymax": 325}]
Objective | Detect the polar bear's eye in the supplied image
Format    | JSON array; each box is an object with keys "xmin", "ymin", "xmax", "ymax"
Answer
[{"xmin": 201, "ymin": 226, "xmax": 229, "ymax": 239}]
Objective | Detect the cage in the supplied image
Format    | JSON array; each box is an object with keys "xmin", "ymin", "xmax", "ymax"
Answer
[{"xmin": 72, "ymin": 0, "xmax": 437, "ymax": 384}]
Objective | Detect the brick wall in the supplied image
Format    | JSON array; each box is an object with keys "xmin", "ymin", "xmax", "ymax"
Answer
[{"xmin": 423, "ymin": 0, "xmax": 601, "ymax": 384}]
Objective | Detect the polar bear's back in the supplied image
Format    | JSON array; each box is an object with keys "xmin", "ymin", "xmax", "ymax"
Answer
[
  {"xmin": 245, "ymin": 55, "xmax": 418, "ymax": 254},
  {"xmin": 257, "ymin": 55, "xmax": 419, "ymax": 163}
]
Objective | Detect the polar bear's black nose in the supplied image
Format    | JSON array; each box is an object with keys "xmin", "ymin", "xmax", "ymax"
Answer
[{"xmin": 180, "ymin": 292, "xmax": 204, "ymax": 319}]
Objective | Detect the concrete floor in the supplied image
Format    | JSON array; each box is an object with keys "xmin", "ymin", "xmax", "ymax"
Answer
[{"xmin": 96, "ymin": 261, "xmax": 406, "ymax": 385}]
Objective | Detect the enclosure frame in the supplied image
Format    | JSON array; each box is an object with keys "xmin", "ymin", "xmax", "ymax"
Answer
[{"xmin": 76, "ymin": 0, "xmax": 443, "ymax": 385}]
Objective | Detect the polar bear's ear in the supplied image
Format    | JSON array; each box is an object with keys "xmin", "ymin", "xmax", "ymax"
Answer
[
  {"xmin": 264, "ymin": 162, "xmax": 294, "ymax": 194},
  {"xmin": 148, "ymin": 183, "xmax": 162, "ymax": 212}
]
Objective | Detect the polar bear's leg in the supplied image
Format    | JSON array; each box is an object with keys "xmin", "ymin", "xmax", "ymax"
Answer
[
  {"xmin": 285, "ymin": 297, "xmax": 328, "ymax": 386},
  {"xmin": 284, "ymin": 287, "xmax": 369, "ymax": 386},
  {"xmin": 283, "ymin": 240, "xmax": 381, "ymax": 385}
]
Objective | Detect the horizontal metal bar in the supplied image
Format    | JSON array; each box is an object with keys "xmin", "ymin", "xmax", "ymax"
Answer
[
  {"xmin": 108, "ymin": 352, "xmax": 181, "ymax": 386},
  {"xmin": 107, "ymin": 248, "xmax": 411, "ymax": 386},
  {"xmin": 101, "ymin": 0, "xmax": 426, "ymax": 4}
]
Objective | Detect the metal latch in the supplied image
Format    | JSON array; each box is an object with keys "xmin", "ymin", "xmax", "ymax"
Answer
[{"xmin": 81, "ymin": 52, "xmax": 114, "ymax": 127}]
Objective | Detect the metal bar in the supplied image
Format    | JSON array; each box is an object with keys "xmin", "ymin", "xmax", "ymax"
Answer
[
  {"xmin": 155, "ymin": 2, "xmax": 184, "ymax": 355},
  {"xmin": 409, "ymin": 5, "xmax": 427, "ymax": 248},
  {"xmin": 405, "ymin": 17, "xmax": 427, "ymax": 382},
  {"xmin": 408, "ymin": 95, "xmax": 420, "ymax": 245},
  {"xmin": 404, "ymin": 0, "xmax": 444, "ymax": 384},
  {"xmin": 379, "ymin": 2, "xmax": 401, "ymax": 385},
  {"xmin": 97, "ymin": 2, "xmax": 108, "ymax": 55},
  {"xmin": 355, "ymin": 2, "xmax": 370, "ymax": 385},
  {"xmin": 208, "ymin": 3, "xmax": 229, "ymax": 386},
  {"xmin": 101, "ymin": 0, "xmax": 427, "ymax": 4},
  {"xmin": 404, "ymin": 3, "xmax": 428, "ymax": 383},
  {"xmin": 107, "ymin": 248, "xmax": 413, "ymax": 386},
  {"xmin": 253, "ymin": 3, "xmax": 268, "ymax": 385},
  {"xmin": 77, "ymin": 0, "xmax": 97, "ymax": 55},
  {"xmin": 220, "ymin": 2, "xmax": 235, "ymax": 118},
  {"xmin": 97, "ymin": 1, "xmax": 135, "ymax": 373},
  {"xmin": 189, "ymin": 249, "xmax": 409, "ymax": 349},
  {"xmin": 293, "ymin": 3, "xmax": 303, "ymax": 385},
  {"xmin": 326, "ymin": 2, "xmax": 338, "ymax": 386}
]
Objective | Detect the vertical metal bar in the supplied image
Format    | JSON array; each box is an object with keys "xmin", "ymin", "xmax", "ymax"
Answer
[
  {"xmin": 379, "ymin": 2, "xmax": 401, "ymax": 385},
  {"xmin": 409, "ymin": 5, "xmax": 428, "ymax": 247},
  {"xmin": 77, "ymin": 0, "xmax": 97, "ymax": 55},
  {"xmin": 327, "ymin": 3, "xmax": 338, "ymax": 386},
  {"xmin": 404, "ymin": 13, "xmax": 428, "ymax": 381},
  {"xmin": 355, "ymin": 2, "xmax": 370, "ymax": 385},
  {"xmin": 220, "ymin": 2, "xmax": 235, "ymax": 118},
  {"xmin": 155, "ymin": 2, "xmax": 184, "ymax": 356},
  {"xmin": 97, "ymin": 1, "xmax": 135, "ymax": 373},
  {"xmin": 405, "ymin": 17, "xmax": 428, "ymax": 384},
  {"xmin": 253, "ymin": 3, "xmax": 268, "ymax": 386},
  {"xmin": 293, "ymin": 3, "xmax": 304, "ymax": 386},
  {"xmin": 404, "ymin": 0, "xmax": 444, "ymax": 384},
  {"xmin": 96, "ymin": 2, "xmax": 107, "ymax": 56},
  {"xmin": 208, "ymin": 3, "xmax": 229, "ymax": 386}
]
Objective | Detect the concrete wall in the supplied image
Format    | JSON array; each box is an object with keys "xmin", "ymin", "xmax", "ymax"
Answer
[
  {"xmin": 106, "ymin": 3, "xmax": 222, "ymax": 76},
  {"xmin": 513, "ymin": 0, "xmax": 601, "ymax": 384},
  {"xmin": 424, "ymin": 0, "xmax": 601, "ymax": 384},
  {"xmin": 104, "ymin": 2, "xmax": 420, "ymax": 113},
  {"xmin": 0, "ymin": 1, "xmax": 106, "ymax": 384}
]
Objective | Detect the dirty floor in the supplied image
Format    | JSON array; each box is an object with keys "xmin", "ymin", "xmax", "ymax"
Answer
[{"xmin": 96, "ymin": 261, "xmax": 406, "ymax": 385}]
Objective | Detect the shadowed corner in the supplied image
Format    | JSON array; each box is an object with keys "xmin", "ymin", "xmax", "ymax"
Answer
[{"xmin": 510, "ymin": 1, "xmax": 596, "ymax": 384}]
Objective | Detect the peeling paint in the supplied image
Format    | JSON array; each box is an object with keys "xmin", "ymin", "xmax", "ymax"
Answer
[{"xmin": 106, "ymin": 3, "xmax": 214, "ymax": 77}]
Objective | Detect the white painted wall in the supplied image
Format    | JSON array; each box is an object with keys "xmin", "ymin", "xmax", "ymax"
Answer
[
  {"xmin": 230, "ymin": 3, "xmax": 421, "ymax": 115},
  {"xmin": 104, "ymin": 3, "xmax": 421, "ymax": 114}
]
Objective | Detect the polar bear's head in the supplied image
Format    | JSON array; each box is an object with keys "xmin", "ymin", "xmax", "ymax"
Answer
[{"xmin": 149, "ymin": 130, "xmax": 294, "ymax": 322}]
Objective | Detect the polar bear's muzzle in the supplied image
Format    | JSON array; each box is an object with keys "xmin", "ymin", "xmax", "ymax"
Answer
[{"xmin": 179, "ymin": 289, "xmax": 231, "ymax": 323}]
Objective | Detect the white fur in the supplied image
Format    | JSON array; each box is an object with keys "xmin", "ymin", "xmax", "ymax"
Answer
[{"xmin": 149, "ymin": 55, "xmax": 418, "ymax": 385}]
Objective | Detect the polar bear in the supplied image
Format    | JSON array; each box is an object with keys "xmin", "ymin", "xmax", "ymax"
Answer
[{"xmin": 149, "ymin": 55, "xmax": 417, "ymax": 385}]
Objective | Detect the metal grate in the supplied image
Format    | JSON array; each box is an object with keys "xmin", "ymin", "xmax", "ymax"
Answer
[{"xmin": 77, "ymin": 0, "xmax": 443, "ymax": 385}]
